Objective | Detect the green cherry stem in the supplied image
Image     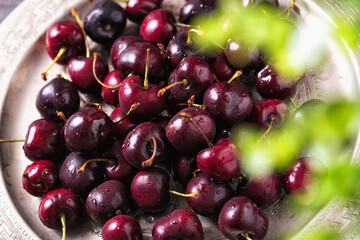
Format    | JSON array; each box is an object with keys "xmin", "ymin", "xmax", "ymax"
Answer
[
  {"xmin": 256, "ymin": 117, "xmax": 275, "ymax": 144},
  {"xmin": 22, "ymin": 173, "xmax": 43, "ymax": 188},
  {"xmin": 0, "ymin": 139, "xmax": 25, "ymax": 143},
  {"xmin": 241, "ymin": 233, "xmax": 252, "ymax": 240},
  {"xmin": 114, "ymin": 102, "xmax": 140, "ymax": 125},
  {"xmin": 41, "ymin": 47, "xmax": 67, "ymax": 80},
  {"xmin": 143, "ymin": 48, "xmax": 150, "ymax": 90},
  {"xmin": 290, "ymin": 98, "xmax": 298, "ymax": 109},
  {"xmin": 169, "ymin": 184, "xmax": 202, "ymax": 198},
  {"xmin": 71, "ymin": 8, "xmax": 90, "ymax": 58},
  {"xmin": 60, "ymin": 213, "xmax": 66, "ymax": 240}
]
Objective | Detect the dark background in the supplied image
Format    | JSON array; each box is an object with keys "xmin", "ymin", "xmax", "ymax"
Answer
[{"xmin": 0, "ymin": 0, "xmax": 23, "ymax": 23}]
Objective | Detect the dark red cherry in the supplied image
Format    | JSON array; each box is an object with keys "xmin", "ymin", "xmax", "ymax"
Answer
[
  {"xmin": 197, "ymin": 138, "xmax": 241, "ymax": 182},
  {"xmin": 36, "ymin": 76, "xmax": 80, "ymax": 122},
  {"xmin": 171, "ymin": 152, "xmax": 197, "ymax": 186},
  {"xmin": 203, "ymin": 80, "xmax": 253, "ymax": 125},
  {"xmin": 255, "ymin": 64, "xmax": 297, "ymax": 100},
  {"xmin": 140, "ymin": 9, "xmax": 176, "ymax": 45},
  {"xmin": 283, "ymin": 157, "xmax": 312, "ymax": 194},
  {"xmin": 110, "ymin": 36, "xmax": 144, "ymax": 68},
  {"xmin": 126, "ymin": 0, "xmax": 162, "ymax": 23},
  {"xmin": 110, "ymin": 106, "xmax": 137, "ymax": 140},
  {"xmin": 152, "ymin": 208, "xmax": 204, "ymax": 240},
  {"xmin": 247, "ymin": 99, "xmax": 288, "ymax": 128},
  {"xmin": 218, "ymin": 197, "xmax": 269, "ymax": 240},
  {"xmin": 38, "ymin": 188, "xmax": 82, "ymax": 230},
  {"xmin": 101, "ymin": 70, "xmax": 124, "ymax": 106},
  {"xmin": 86, "ymin": 180, "xmax": 130, "ymax": 225},
  {"xmin": 101, "ymin": 139, "xmax": 137, "ymax": 183},
  {"xmin": 59, "ymin": 152, "xmax": 104, "ymax": 196},
  {"xmin": 237, "ymin": 172, "xmax": 282, "ymax": 208},
  {"xmin": 83, "ymin": 0, "xmax": 127, "ymax": 45},
  {"xmin": 186, "ymin": 174, "xmax": 234, "ymax": 217},
  {"xmin": 225, "ymin": 38, "xmax": 260, "ymax": 72},
  {"xmin": 167, "ymin": 55, "xmax": 213, "ymax": 103},
  {"xmin": 22, "ymin": 160, "xmax": 58, "ymax": 197},
  {"xmin": 116, "ymin": 42, "xmax": 167, "ymax": 84},
  {"xmin": 45, "ymin": 20, "xmax": 85, "ymax": 65},
  {"xmin": 118, "ymin": 75, "xmax": 167, "ymax": 121},
  {"xmin": 166, "ymin": 107, "xmax": 216, "ymax": 154},
  {"xmin": 67, "ymin": 55, "xmax": 109, "ymax": 94},
  {"xmin": 208, "ymin": 52, "xmax": 235, "ymax": 81},
  {"xmin": 131, "ymin": 167, "xmax": 170, "ymax": 212},
  {"xmin": 23, "ymin": 119, "xmax": 64, "ymax": 162},
  {"xmin": 64, "ymin": 105, "xmax": 113, "ymax": 155},
  {"xmin": 179, "ymin": 0, "xmax": 218, "ymax": 24},
  {"xmin": 122, "ymin": 122, "xmax": 168, "ymax": 169},
  {"xmin": 102, "ymin": 215, "xmax": 143, "ymax": 240}
]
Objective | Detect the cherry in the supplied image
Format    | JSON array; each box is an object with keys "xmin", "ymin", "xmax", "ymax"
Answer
[
  {"xmin": 186, "ymin": 174, "xmax": 234, "ymax": 217},
  {"xmin": 101, "ymin": 70, "xmax": 124, "ymax": 106},
  {"xmin": 67, "ymin": 54, "xmax": 109, "ymax": 94},
  {"xmin": 122, "ymin": 122, "xmax": 168, "ymax": 169},
  {"xmin": 59, "ymin": 152, "xmax": 104, "ymax": 196},
  {"xmin": 131, "ymin": 167, "xmax": 170, "ymax": 212},
  {"xmin": 152, "ymin": 208, "xmax": 204, "ymax": 240},
  {"xmin": 203, "ymin": 72, "xmax": 253, "ymax": 125},
  {"xmin": 110, "ymin": 36, "xmax": 143, "ymax": 68},
  {"xmin": 116, "ymin": 42, "xmax": 167, "ymax": 84},
  {"xmin": 197, "ymin": 138, "xmax": 241, "ymax": 182},
  {"xmin": 254, "ymin": 64, "xmax": 297, "ymax": 100},
  {"xmin": 126, "ymin": 0, "xmax": 162, "ymax": 23},
  {"xmin": 140, "ymin": 9, "xmax": 176, "ymax": 45},
  {"xmin": 38, "ymin": 188, "xmax": 82, "ymax": 239},
  {"xmin": 83, "ymin": 0, "xmax": 127, "ymax": 45},
  {"xmin": 208, "ymin": 52, "xmax": 235, "ymax": 81},
  {"xmin": 247, "ymin": 99, "xmax": 288, "ymax": 128},
  {"xmin": 171, "ymin": 152, "xmax": 197, "ymax": 186},
  {"xmin": 218, "ymin": 197, "xmax": 269, "ymax": 240},
  {"xmin": 283, "ymin": 157, "xmax": 312, "ymax": 194},
  {"xmin": 22, "ymin": 160, "xmax": 58, "ymax": 197},
  {"xmin": 64, "ymin": 105, "xmax": 113, "ymax": 155},
  {"xmin": 23, "ymin": 119, "xmax": 65, "ymax": 162},
  {"xmin": 293, "ymin": 99, "xmax": 326, "ymax": 121},
  {"xmin": 179, "ymin": 0, "xmax": 218, "ymax": 24},
  {"xmin": 102, "ymin": 215, "xmax": 143, "ymax": 240},
  {"xmin": 164, "ymin": 55, "xmax": 213, "ymax": 103},
  {"xmin": 45, "ymin": 19, "xmax": 85, "ymax": 65},
  {"xmin": 166, "ymin": 107, "xmax": 216, "ymax": 154},
  {"xmin": 236, "ymin": 172, "xmax": 282, "ymax": 208},
  {"xmin": 86, "ymin": 180, "xmax": 130, "ymax": 225},
  {"xmin": 101, "ymin": 139, "xmax": 137, "ymax": 183},
  {"xmin": 225, "ymin": 38, "xmax": 260, "ymax": 72},
  {"xmin": 110, "ymin": 106, "xmax": 137, "ymax": 140},
  {"xmin": 36, "ymin": 76, "xmax": 80, "ymax": 122}
]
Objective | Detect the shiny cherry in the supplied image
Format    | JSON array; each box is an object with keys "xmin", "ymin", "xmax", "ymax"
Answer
[
  {"xmin": 101, "ymin": 70, "xmax": 124, "ymax": 106},
  {"xmin": 131, "ymin": 167, "xmax": 170, "ymax": 212},
  {"xmin": 186, "ymin": 174, "xmax": 234, "ymax": 217},
  {"xmin": 23, "ymin": 119, "xmax": 64, "ymax": 162},
  {"xmin": 36, "ymin": 76, "xmax": 80, "ymax": 122},
  {"xmin": 218, "ymin": 197, "xmax": 269, "ymax": 240},
  {"xmin": 152, "ymin": 208, "xmax": 204, "ymax": 240},
  {"xmin": 283, "ymin": 157, "xmax": 312, "ymax": 194},
  {"xmin": 126, "ymin": 0, "xmax": 162, "ymax": 23},
  {"xmin": 171, "ymin": 152, "xmax": 197, "ymax": 186},
  {"xmin": 179, "ymin": 0, "xmax": 218, "ymax": 24},
  {"xmin": 197, "ymin": 138, "xmax": 241, "ymax": 182},
  {"xmin": 110, "ymin": 106, "xmax": 137, "ymax": 140},
  {"xmin": 247, "ymin": 99, "xmax": 288, "ymax": 128},
  {"xmin": 102, "ymin": 215, "xmax": 143, "ymax": 240},
  {"xmin": 225, "ymin": 38, "xmax": 260, "ymax": 72},
  {"xmin": 22, "ymin": 160, "xmax": 59, "ymax": 197},
  {"xmin": 208, "ymin": 52, "xmax": 235, "ymax": 81},
  {"xmin": 83, "ymin": 0, "xmax": 127, "ymax": 45},
  {"xmin": 86, "ymin": 180, "xmax": 130, "ymax": 225},
  {"xmin": 110, "ymin": 36, "xmax": 144, "ymax": 68}
]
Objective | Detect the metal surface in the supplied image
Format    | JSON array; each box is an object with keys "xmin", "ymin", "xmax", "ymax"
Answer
[{"xmin": 0, "ymin": 0, "xmax": 359, "ymax": 239}]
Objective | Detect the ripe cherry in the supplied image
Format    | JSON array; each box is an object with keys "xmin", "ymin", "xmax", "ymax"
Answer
[
  {"xmin": 102, "ymin": 215, "xmax": 143, "ymax": 240},
  {"xmin": 179, "ymin": 0, "xmax": 218, "ymax": 24},
  {"xmin": 225, "ymin": 38, "xmax": 260, "ymax": 72},
  {"xmin": 126, "ymin": 0, "xmax": 163, "ymax": 23},
  {"xmin": 110, "ymin": 106, "xmax": 137, "ymax": 140},
  {"xmin": 171, "ymin": 152, "xmax": 197, "ymax": 186},
  {"xmin": 110, "ymin": 36, "xmax": 143, "ymax": 68},
  {"xmin": 101, "ymin": 70, "xmax": 124, "ymax": 106},
  {"xmin": 283, "ymin": 157, "xmax": 312, "ymax": 194},
  {"xmin": 208, "ymin": 52, "xmax": 235, "ymax": 81},
  {"xmin": 247, "ymin": 99, "xmax": 288, "ymax": 128}
]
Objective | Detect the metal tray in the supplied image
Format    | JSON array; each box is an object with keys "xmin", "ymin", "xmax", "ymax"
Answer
[{"xmin": 0, "ymin": 0, "xmax": 359, "ymax": 239}]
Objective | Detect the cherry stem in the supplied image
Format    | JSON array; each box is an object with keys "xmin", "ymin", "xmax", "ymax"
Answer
[
  {"xmin": 59, "ymin": 213, "xmax": 66, "ymax": 240},
  {"xmin": 22, "ymin": 173, "xmax": 43, "ymax": 188},
  {"xmin": 0, "ymin": 139, "xmax": 25, "ymax": 143},
  {"xmin": 92, "ymin": 52, "xmax": 121, "ymax": 89},
  {"xmin": 187, "ymin": 28, "xmax": 203, "ymax": 45},
  {"xmin": 56, "ymin": 111, "xmax": 67, "ymax": 123},
  {"xmin": 77, "ymin": 158, "xmax": 114, "ymax": 174},
  {"xmin": 187, "ymin": 95, "xmax": 195, "ymax": 107},
  {"xmin": 41, "ymin": 47, "xmax": 67, "ymax": 81},
  {"xmin": 227, "ymin": 70, "xmax": 243, "ymax": 84},
  {"xmin": 112, "ymin": 0, "xmax": 129, "ymax": 2},
  {"xmin": 114, "ymin": 102, "xmax": 140, "ymax": 125},
  {"xmin": 157, "ymin": 79, "xmax": 188, "ymax": 97},
  {"xmin": 86, "ymin": 102, "xmax": 102, "ymax": 110},
  {"xmin": 174, "ymin": 23, "xmax": 193, "ymax": 28},
  {"xmin": 169, "ymin": 184, "xmax": 202, "ymax": 198},
  {"xmin": 256, "ymin": 117, "xmax": 275, "ymax": 144},
  {"xmin": 141, "ymin": 137, "xmax": 157, "ymax": 168},
  {"xmin": 241, "ymin": 233, "xmax": 252, "ymax": 240},
  {"xmin": 179, "ymin": 112, "xmax": 214, "ymax": 148},
  {"xmin": 289, "ymin": 98, "xmax": 298, "ymax": 109},
  {"xmin": 193, "ymin": 169, "xmax": 201, "ymax": 177},
  {"xmin": 282, "ymin": 0, "xmax": 296, "ymax": 18},
  {"xmin": 143, "ymin": 48, "xmax": 150, "ymax": 90},
  {"xmin": 176, "ymin": 95, "xmax": 206, "ymax": 110},
  {"xmin": 71, "ymin": 8, "xmax": 90, "ymax": 58}
]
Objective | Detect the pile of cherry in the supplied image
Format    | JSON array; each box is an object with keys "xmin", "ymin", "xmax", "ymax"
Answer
[{"xmin": 17, "ymin": 0, "xmax": 321, "ymax": 239}]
